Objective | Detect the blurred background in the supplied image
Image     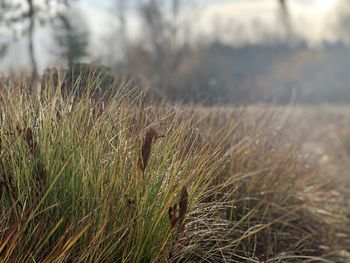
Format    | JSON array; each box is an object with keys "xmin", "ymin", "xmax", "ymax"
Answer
[{"xmin": 1, "ymin": 0, "xmax": 350, "ymax": 104}]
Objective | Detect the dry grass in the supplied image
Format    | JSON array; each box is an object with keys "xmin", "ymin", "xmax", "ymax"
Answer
[{"xmin": 0, "ymin": 71, "xmax": 349, "ymax": 262}]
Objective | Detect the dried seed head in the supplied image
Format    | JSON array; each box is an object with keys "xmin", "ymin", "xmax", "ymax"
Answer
[
  {"xmin": 168, "ymin": 204, "xmax": 178, "ymax": 227},
  {"xmin": 25, "ymin": 128, "xmax": 37, "ymax": 155},
  {"xmin": 168, "ymin": 187, "xmax": 189, "ymax": 228},
  {"xmin": 178, "ymin": 187, "xmax": 188, "ymax": 222},
  {"xmin": 138, "ymin": 128, "xmax": 164, "ymax": 172},
  {"xmin": 16, "ymin": 125, "xmax": 22, "ymax": 134}
]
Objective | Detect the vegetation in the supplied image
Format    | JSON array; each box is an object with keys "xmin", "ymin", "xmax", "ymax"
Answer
[{"xmin": 0, "ymin": 70, "xmax": 348, "ymax": 262}]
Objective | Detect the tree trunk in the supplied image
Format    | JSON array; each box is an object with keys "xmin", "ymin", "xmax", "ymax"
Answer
[
  {"xmin": 117, "ymin": 0, "xmax": 128, "ymax": 59},
  {"xmin": 27, "ymin": 0, "xmax": 38, "ymax": 92},
  {"xmin": 278, "ymin": 0, "xmax": 293, "ymax": 42}
]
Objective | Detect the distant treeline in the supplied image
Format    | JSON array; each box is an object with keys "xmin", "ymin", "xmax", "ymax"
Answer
[
  {"xmin": 2, "ymin": 0, "xmax": 350, "ymax": 105},
  {"xmin": 115, "ymin": 41, "xmax": 350, "ymax": 105}
]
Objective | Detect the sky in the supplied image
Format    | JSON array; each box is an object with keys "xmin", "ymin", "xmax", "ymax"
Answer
[
  {"xmin": 79, "ymin": 0, "xmax": 341, "ymax": 45},
  {"xmin": 195, "ymin": 0, "xmax": 340, "ymax": 44},
  {"xmin": 0, "ymin": 0, "xmax": 344, "ymax": 71}
]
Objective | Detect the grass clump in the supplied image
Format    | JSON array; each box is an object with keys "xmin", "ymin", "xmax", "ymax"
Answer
[{"xmin": 0, "ymin": 71, "xmax": 348, "ymax": 262}]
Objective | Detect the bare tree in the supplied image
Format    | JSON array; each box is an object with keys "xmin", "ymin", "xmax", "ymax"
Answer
[
  {"xmin": 52, "ymin": 10, "xmax": 89, "ymax": 68},
  {"xmin": 171, "ymin": 0, "xmax": 180, "ymax": 44},
  {"xmin": 116, "ymin": 0, "xmax": 128, "ymax": 58},
  {"xmin": 278, "ymin": 0, "xmax": 293, "ymax": 43},
  {"xmin": 0, "ymin": 0, "xmax": 74, "ymax": 91},
  {"xmin": 27, "ymin": 0, "xmax": 38, "ymax": 90},
  {"xmin": 102, "ymin": 0, "xmax": 129, "ymax": 66},
  {"xmin": 140, "ymin": 0, "xmax": 165, "ymax": 60}
]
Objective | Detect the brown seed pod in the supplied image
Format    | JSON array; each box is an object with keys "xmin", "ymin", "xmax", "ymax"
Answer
[
  {"xmin": 168, "ymin": 187, "xmax": 189, "ymax": 228},
  {"xmin": 178, "ymin": 187, "xmax": 188, "ymax": 223},
  {"xmin": 168, "ymin": 204, "xmax": 178, "ymax": 227},
  {"xmin": 138, "ymin": 128, "xmax": 164, "ymax": 172}
]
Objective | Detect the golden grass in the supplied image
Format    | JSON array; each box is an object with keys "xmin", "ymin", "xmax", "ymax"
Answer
[{"xmin": 0, "ymin": 70, "xmax": 348, "ymax": 262}]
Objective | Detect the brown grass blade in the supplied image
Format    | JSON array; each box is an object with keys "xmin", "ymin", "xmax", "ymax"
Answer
[
  {"xmin": 1, "ymin": 167, "xmax": 22, "ymax": 210},
  {"xmin": 0, "ymin": 221, "xmax": 21, "ymax": 256},
  {"xmin": 0, "ymin": 179, "xmax": 4, "ymax": 202}
]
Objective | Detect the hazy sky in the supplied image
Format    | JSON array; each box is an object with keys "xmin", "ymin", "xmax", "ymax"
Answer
[
  {"xmin": 80, "ymin": 0, "xmax": 341, "ymax": 44},
  {"xmin": 0, "ymin": 0, "xmax": 343, "ymax": 71},
  {"xmin": 194, "ymin": 0, "xmax": 340, "ymax": 44}
]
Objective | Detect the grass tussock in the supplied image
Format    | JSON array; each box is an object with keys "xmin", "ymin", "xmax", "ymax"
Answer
[{"xmin": 0, "ymin": 71, "xmax": 349, "ymax": 262}]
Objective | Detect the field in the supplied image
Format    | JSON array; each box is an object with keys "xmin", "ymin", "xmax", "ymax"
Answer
[{"xmin": 0, "ymin": 74, "xmax": 349, "ymax": 262}]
